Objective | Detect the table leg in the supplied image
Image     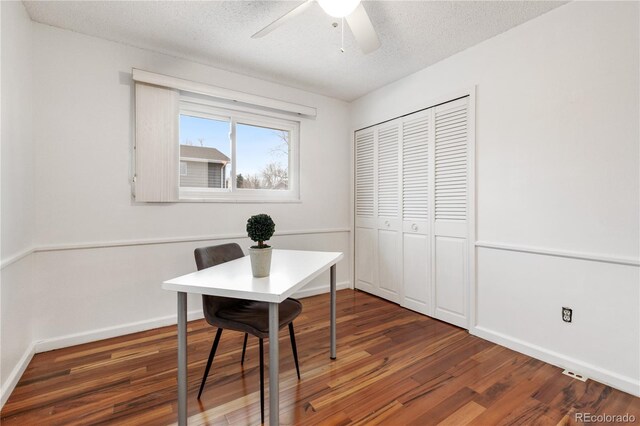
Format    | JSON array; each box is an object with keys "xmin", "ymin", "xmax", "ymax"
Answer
[
  {"xmin": 177, "ymin": 292, "xmax": 188, "ymax": 426},
  {"xmin": 269, "ymin": 302, "xmax": 279, "ymax": 425},
  {"xmin": 330, "ymin": 264, "xmax": 336, "ymax": 360}
]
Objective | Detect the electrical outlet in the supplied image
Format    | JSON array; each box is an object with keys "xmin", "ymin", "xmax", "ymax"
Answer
[{"xmin": 562, "ymin": 307, "xmax": 572, "ymax": 323}]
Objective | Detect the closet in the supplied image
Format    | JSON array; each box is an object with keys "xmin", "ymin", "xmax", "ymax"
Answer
[{"xmin": 354, "ymin": 96, "xmax": 471, "ymax": 329}]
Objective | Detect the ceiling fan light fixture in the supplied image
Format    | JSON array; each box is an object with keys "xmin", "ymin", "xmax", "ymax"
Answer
[{"xmin": 317, "ymin": 0, "xmax": 361, "ymax": 18}]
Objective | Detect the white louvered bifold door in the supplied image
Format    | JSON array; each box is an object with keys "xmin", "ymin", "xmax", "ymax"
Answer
[
  {"xmin": 376, "ymin": 120, "xmax": 402, "ymax": 303},
  {"xmin": 354, "ymin": 127, "xmax": 377, "ymax": 295},
  {"xmin": 400, "ymin": 110, "xmax": 432, "ymax": 315},
  {"xmin": 432, "ymin": 97, "xmax": 469, "ymax": 328},
  {"xmin": 353, "ymin": 96, "xmax": 472, "ymax": 328}
]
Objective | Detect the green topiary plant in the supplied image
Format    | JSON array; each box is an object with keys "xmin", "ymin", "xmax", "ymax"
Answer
[{"xmin": 246, "ymin": 214, "xmax": 275, "ymax": 249}]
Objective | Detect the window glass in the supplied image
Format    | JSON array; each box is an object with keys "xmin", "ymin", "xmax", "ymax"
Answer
[
  {"xmin": 179, "ymin": 115, "xmax": 231, "ymax": 189},
  {"xmin": 236, "ymin": 123, "xmax": 289, "ymax": 190},
  {"xmin": 177, "ymin": 100, "xmax": 299, "ymax": 201}
]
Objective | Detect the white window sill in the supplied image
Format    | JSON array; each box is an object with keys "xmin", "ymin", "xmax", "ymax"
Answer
[
  {"xmin": 178, "ymin": 198, "xmax": 302, "ymax": 204},
  {"xmin": 179, "ymin": 189, "xmax": 300, "ymax": 203}
]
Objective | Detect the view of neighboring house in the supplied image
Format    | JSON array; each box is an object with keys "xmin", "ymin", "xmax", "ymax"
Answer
[{"xmin": 179, "ymin": 145, "xmax": 230, "ymax": 188}]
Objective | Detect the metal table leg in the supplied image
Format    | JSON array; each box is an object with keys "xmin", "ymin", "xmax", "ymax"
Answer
[
  {"xmin": 177, "ymin": 292, "xmax": 188, "ymax": 425},
  {"xmin": 269, "ymin": 302, "xmax": 279, "ymax": 425},
  {"xmin": 330, "ymin": 264, "xmax": 336, "ymax": 360}
]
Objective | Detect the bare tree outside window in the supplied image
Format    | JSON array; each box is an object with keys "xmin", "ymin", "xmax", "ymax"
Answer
[
  {"xmin": 236, "ymin": 125, "xmax": 290, "ymax": 190},
  {"xmin": 269, "ymin": 130, "xmax": 289, "ymax": 157},
  {"xmin": 261, "ymin": 162, "xmax": 288, "ymax": 189}
]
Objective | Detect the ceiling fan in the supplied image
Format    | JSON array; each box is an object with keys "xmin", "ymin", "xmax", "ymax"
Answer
[{"xmin": 251, "ymin": 0, "xmax": 381, "ymax": 54}]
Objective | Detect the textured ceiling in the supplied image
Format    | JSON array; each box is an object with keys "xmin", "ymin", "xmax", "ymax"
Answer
[{"xmin": 23, "ymin": 1, "xmax": 565, "ymax": 101}]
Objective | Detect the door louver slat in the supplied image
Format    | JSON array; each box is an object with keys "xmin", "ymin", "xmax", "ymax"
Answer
[
  {"xmin": 355, "ymin": 129, "xmax": 374, "ymax": 217},
  {"xmin": 378, "ymin": 126, "xmax": 399, "ymax": 218},
  {"xmin": 435, "ymin": 104, "xmax": 467, "ymax": 222},
  {"xmin": 402, "ymin": 115, "xmax": 429, "ymax": 221}
]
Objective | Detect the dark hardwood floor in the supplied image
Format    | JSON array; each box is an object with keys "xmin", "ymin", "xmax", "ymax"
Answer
[{"xmin": 2, "ymin": 290, "xmax": 638, "ymax": 425}]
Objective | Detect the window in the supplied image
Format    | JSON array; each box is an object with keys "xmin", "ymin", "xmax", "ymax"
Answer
[
  {"xmin": 132, "ymin": 71, "xmax": 312, "ymax": 203},
  {"xmin": 178, "ymin": 100, "xmax": 299, "ymax": 201}
]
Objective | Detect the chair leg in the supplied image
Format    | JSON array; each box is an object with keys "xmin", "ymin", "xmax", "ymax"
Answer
[
  {"xmin": 197, "ymin": 328, "xmax": 223, "ymax": 400},
  {"xmin": 289, "ymin": 322, "xmax": 301, "ymax": 380},
  {"xmin": 259, "ymin": 338, "xmax": 265, "ymax": 424},
  {"xmin": 241, "ymin": 333, "xmax": 248, "ymax": 365}
]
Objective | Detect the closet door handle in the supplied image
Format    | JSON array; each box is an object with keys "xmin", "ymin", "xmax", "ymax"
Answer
[
  {"xmin": 384, "ymin": 220, "xmax": 390, "ymax": 227},
  {"xmin": 411, "ymin": 223, "xmax": 418, "ymax": 232}
]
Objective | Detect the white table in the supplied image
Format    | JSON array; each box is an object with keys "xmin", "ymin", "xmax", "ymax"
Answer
[{"xmin": 163, "ymin": 249, "xmax": 344, "ymax": 425}]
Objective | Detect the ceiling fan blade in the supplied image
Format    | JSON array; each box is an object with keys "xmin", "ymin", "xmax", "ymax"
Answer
[
  {"xmin": 251, "ymin": 0, "xmax": 314, "ymax": 39},
  {"xmin": 345, "ymin": 3, "xmax": 380, "ymax": 54}
]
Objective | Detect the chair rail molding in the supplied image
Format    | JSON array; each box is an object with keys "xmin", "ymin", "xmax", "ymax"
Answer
[
  {"xmin": 2, "ymin": 229, "xmax": 352, "ymax": 269},
  {"xmin": 475, "ymin": 241, "xmax": 639, "ymax": 267},
  {"xmin": 22, "ymin": 228, "xmax": 352, "ymax": 255},
  {"xmin": 0, "ymin": 246, "xmax": 36, "ymax": 270}
]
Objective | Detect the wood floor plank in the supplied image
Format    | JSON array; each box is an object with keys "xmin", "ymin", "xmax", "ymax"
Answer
[
  {"xmin": 468, "ymin": 363, "xmax": 558, "ymax": 425},
  {"xmin": 437, "ymin": 400, "xmax": 485, "ymax": 426},
  {"xmin": 409, "ymin": 386, "xmax": 479, "ymax": 425},
  {"xmin": 350, "ymin": 400, "xmax": 405, "ymax": 426},
  {"xmin": 2, "ymin": 290, "xmax": 638, "ymax": 425}
]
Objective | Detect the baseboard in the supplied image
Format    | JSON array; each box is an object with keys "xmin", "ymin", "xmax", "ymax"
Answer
[
  {"xmin": 293, "ymin": 280, "xmax": 351, "ymax": 299},
  {"xmin": 34, "ymin": 310, "xmax": 205, "ymax": 353},
  {"xmin": 471, "ymin": 326, "xmax": 640, "ymax": 397},
  {"xmin": 1, "ymin": 342, "xmax": 36, "ymax": 409},
  {"xmin": 2, "ymin": 311, "xmax": 205, "ymax": 408}
]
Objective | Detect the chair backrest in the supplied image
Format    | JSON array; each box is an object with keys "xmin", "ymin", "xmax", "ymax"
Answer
[
  {"xmin": 194, "ymin": 243, "xmax": 245, "ymax": 271},
  {"xmin": 194, "ymin": 243, "xmax": 246, "ymax": 325}
]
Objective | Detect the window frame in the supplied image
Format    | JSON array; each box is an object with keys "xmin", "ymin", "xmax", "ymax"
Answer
[{"xmin": 178, "ymin": 99, "xmax": 300, "ymax": 202}]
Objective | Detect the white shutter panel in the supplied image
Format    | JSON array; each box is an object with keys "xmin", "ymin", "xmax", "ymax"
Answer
[
  {"xmin": 355, "ymin": 128, "xmax": 375, "ymax": 217},
  {"xmin": 134, "ymin": 83, "xmax": 179, "ymax": 202},
  {"xmin": 434, "ymin": 100, "xmax": 468, "ymax": 221},
  {"xmin": 377, "ymin": 124, "xmax": 399, "ymax": 218},
  {"xmin": 402, "ymin": 113, "xmax": 429, "ymax": 221}
]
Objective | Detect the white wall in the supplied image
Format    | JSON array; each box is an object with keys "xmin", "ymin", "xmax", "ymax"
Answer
[
  {"xmin": 1, "ymin": 1, "xmax": 35, "ymax": 259},
  {"xmin": 31, "ymin": 22, "xmax": 352, "ymax": 328},
  {"xmin": 33, "ymin": 26, "xmax": 351, "ymax": 246},
  {"xmin": 351, "ymin": 1, "xmax": 639, "ymax": 395},
  {"xmin": 0, "ymin": 16, "xmax": 352, "ymax": 405},
  {"xmin": 0, "ymin": 0, "xmax": 37, "ymax": 406}
]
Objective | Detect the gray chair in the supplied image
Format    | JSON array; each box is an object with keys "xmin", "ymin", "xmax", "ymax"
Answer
[{"xmin": 194, "ymin": 243, "xmax": 302, "ymax": 424}]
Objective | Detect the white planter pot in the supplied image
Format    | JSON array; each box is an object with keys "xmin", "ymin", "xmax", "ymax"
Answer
[{"xmin": 249, "ymin": 247, "xmax": 272, "ymax": 278}]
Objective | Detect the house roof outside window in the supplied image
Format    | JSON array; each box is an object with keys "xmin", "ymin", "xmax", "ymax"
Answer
[{"xmin": 180, "ymin": 145, "xmax": 230, "ymax": 164}]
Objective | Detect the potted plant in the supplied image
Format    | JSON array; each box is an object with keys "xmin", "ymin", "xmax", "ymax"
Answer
[{"xmin": 246, "ymin": 214, "xmax": 275, "ymax": 277}]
